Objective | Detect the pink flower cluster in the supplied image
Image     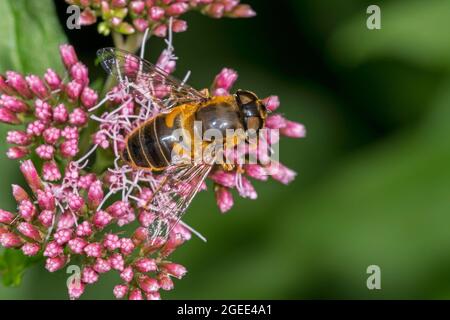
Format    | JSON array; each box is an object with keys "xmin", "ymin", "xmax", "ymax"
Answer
[
  {"xmin": 0, "ymin": 159, "xmax": 190, "ymax": 300},
  {"xmin": 0, "ymin": 5, "xmax": 306, "ymax": 299},
  {"xmin": 0, "ymin": 45, "xmax": 98, "ymax": 162},
  {"xmin": 64, "ymin": 0, "xmax": 256, "ymax": 37}
]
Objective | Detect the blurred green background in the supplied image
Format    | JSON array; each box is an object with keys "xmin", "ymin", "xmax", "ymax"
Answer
[{"xmin": 1, "ymin": 0, "xmax": 450, "ymax": 299}]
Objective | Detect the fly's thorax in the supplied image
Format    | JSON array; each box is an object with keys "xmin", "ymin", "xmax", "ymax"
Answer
[{"xmin": 194, "ymin": 97, "xmax": 244, "ymax": 138}]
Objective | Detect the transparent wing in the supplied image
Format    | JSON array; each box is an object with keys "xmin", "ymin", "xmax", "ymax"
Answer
[
  {"xmin": 97, "ymin": 47, "xmax": 207, "ymax": 111},
  {"xmin": 146, "ymin": 163, "xmax": 212, "ymax": 242}
]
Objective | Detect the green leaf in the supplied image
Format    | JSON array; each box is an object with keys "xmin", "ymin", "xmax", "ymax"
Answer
[
  {"xmin": 0, "ymin": 0, "xmax": 67, "ymax": 74},
  {"xmin": 0, "ymin": 249, "xmax": 39, "ymax": 287},
  {"xmin": 0, "ymin": 0, "xmax": 66, "ymax": 289},
  {"xmin": 329, "ymin": 0, "xmax": 450, "ymax": 70}
]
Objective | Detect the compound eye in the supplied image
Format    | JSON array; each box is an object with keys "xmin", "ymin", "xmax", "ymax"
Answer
[{"xmin": 236, "ymin": 90, "xmax": 258, "ymax": 106}]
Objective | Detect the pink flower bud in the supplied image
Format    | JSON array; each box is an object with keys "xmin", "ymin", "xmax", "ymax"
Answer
[
  {"xmin": 120, "ymin": 266, "xmax": 134, "ymax": 283},
  {"xmin": 213, "ymin": 68, "xmax": 238, "ymax": 92},
  {"xmin": 43, "ymin": 127, "xmax": 61, "ymax": 145},
  {"xmin": 106, "ymin": 201, "xmax": 131, "ymax": 218},
  {"xmin": 36, "ymin": 144, "xmax": 55, "ymax": 160},
  {"xmin": 26, "ymin": 120, "xmax": 45, "ymax": 136},
  {"xmin": 61, "ymin": 126, "xmax": 79, "ymax": 140},
  {"xmin": 129, "ymin": 288, "xmax": 143, "ymax": 300},
  {"xmin": 0, "ymin": 107, "xmax": 21, "ymax": 124},
  {"xmin": 280, "ymin": 120, "xmax": 306, "ymax": 138},
  {"xmin": 262, "ymin": 95, "xmax": 280, "ymax": 112},
  {"xmin": 54, "ymin": 228, "xmax": 73, "ymax": 245},
  {"xmin": 84, "ymin": 242, "xmax": 102, "ymax": 257},
  {"xmin": 138, "ymin": 275, "xmax": 159, "ymax": 293},
  {"xmin": 18, "ymin": 200, "xmax": 36, "ymax": 221},
  {"xmin": 44, "ymin": 69, "xmax": 62, "ymax": 90},
  {"xmin": 20, "ymin": 160, "xmax": 43, "ymax": 193},
  {"xmin": 93, "ymin": 210, "xmax": 113, "ymax": 229},
  {"xmin": 76, "ymin": 221, "xmax": 93, "ymax": 237},
  {"xmin": 22, "ymin": 243, "xmax": 40, "ymax": 256},
  {"xmin": 68, "ymin": 281, "xmax": 85, "ymax": 300},
  {"xmin": 133, "ymin": 18, "xmax": 149, "ymax": 32},
  {"xmin": 265, "ymin": 114, "xmax": 287, "ymax": 129},
  {"xmin": 103, "ymin": 233, "xmax": 121, "ymax": 251},
  {"xmin": 7, "ymin": 147, "xmax": 28, "ymax": 159},
  {"xmin": 6, "ymin": 71, "xmax": 32, "ymax": 98},
  {"xmin": 60, "ymin": 44, "xmax": 78, "ymax": 68},
  {"xmin": 12, "ymin": 184, "xmax": 29, "ymax": 202},
  {"xmin": 167, "ymin": 3, "xmax": 188, "ymax": 16},
  {"xmin": 113, "ymin": 284, "xmax": 128, "ymax": 299},
  {"xmin": 92, "ymin": 131, "xmax": 109, "ymax": 149},
  {"xmin": 53, "ymin": 103, "xmax": 69, "ymax": 123},
  {"xmin": 70, "ymin": 62, "xmax": 89, "ymax": 86},
  {"xmin": 146, "ymin": 292, "xmax": 161, "ymax": 300},
  {"xmin": 81, "ymin": 87, "xmax": 98, "ymax": 109},
  {"xmin": 210, "ymin": 170, "xmax": 236, "ymax": 188},
  {"xmin": 66, "ymin": 80, "xmax": 83, "ymax": 100},
  {"xmin": 120, "ymin": 238, "xmax": 135, "ymax": 256},
  {"xmin": 7, "ymin": 130, "xmax": 31, "ymax": 146},
  {"xmin": 215, "ymin": 186, "xmax": 234, "ymax": 213},
  {"xmin": 206, "ymin": 3, "xmax": 225, "ymax": 18},
  {"xmin": 80, "ymin": 8, "xmax": 97, "ymax": 25},
  {"xmin": 1, "ymin": 95, "xmax": 29, "ymax": 112},
  {"xmin": 78, "ymin": 173, "xmax": 96, "ymax": 189},
  {"xmin": 158, "ymin": 273, "xmax": 174, "ymax": 291},
  {"xmin": 112, "ymin": 0, "xmax": 127, "ymax": 8},
  {"xmin": 245, "ymin": 164, "xmax": 269, "ymax": 181},
  {"xmin": 172, "ymin": 19, "xmax": 188, "ymax": 33},
  {"xmin": 42, "ymin": 161, "xmax": 62, "ymax": 181},
  {"xmin": 44, "ymin": 241, "xmax": 64, "ymax": 258},
  {"xmin": 149, "ymin": 6, "xmax": 165, "ymax": 20},
  {"xmin": 38, "ymin": 210, "xmax": 54, "ymax": 228},
  {"xmin": 138, "ymin": 210, "xmax": 155, "ymax": 227},
  {"xmin": 153, "ymin": 24, "xmax": 167, "ymax": 37},
  {"xmin": 60, "ymin": 139, "xmax": 79, "ymax": 158},
  {"xmin": 0, "ymin": 75, "xmax": 13, "ymax": 94},
  {"xmin": 26, "ymin": 75, "xmax": 48, "ymax": 98},
  {"xmin": 238, "ymin": 176, "xmax": 257, "ymax": 199},
  {"xmin": 0, "ymin": 232, "xmax": 23, "ymax": 248},
  {"xmin": 82, "ymin": 267, "xmax": 99, "ymax": 284},
  {"xmin": 132, "ymin": 226, "xmax": 148, "ymax": 245},
  {"xmin": 109, "ymin": 253, "xmax": 125, "ymax": 271},
  {"xmin": 134, "ymin": 258, "xmax": 157, "ymax": 273},
  {"xmin": 68, "ymin": 237, "xmax": 88, "ymax": 254},
  {"xmin": 37, "ymin": 189, "xmax": 56, "ymax": 211},
  {"xmin": 268, "ymin": 162, "xmax": 296, "ymax": 185},
  {"xmin": 17, "ymin": 222, "xmax": 41, "ymax": 241},
  {"xmin": 45, "ymin": 256, "xmax": 66, "ymax": 272},
  {"xmin": 0, "ymin": 209, "xmax": 15, "ymax": 224},
  {"xmin": 93, "ymin": 258, "xmax": 111, "ymax": 274},
  {"xmin": 130, "ymin": 0, "xmax": 145, "ymax": 14},
  {"xmin": 34, "ymin": 99, "xmax": 53, "ymax": 122},
  {"xmin": 57, "ymin": 211, "xmax": 76, "ymax": 230},
  {"xmin": 230, "ymin": 4, "xmax": 256, "ymax": 18},
  {"xmin": 69, "ymin": 108, "xmax": 88, "ymax": 126},
  {"xmin": 161, "ymin": 263, "xmax": 187, "ymax": 279}
]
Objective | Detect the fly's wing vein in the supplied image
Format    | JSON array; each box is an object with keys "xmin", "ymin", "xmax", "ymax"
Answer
[
  {"xmin": 146, "ymin": 163, "xmax": 212, "ymax": 242},
  {"xmin": 97, "ymin": 47, "xmax": 207, "ymax": 112}
]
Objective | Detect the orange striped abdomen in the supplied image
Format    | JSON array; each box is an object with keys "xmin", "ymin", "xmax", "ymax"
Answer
[{"xmin": 122, "ymin": 109, "xmax": 189, "ymax": 171}]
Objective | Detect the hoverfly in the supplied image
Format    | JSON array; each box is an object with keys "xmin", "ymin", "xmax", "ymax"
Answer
[{"xmin": 97, "ymin": 48, "xmax": 268, "ymax": 240}]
